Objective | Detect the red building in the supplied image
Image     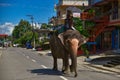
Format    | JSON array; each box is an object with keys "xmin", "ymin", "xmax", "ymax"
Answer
[
  {"xmin": 0, "ymin": 34, "xmax": 8, "ymax": 38},
  {"xmin": 0, "ymin": 34, "xmax": 8, "ymax": 46},
  {"xmin": 81, "ymin": 0, "xmax": 120, "ymax": 53}
]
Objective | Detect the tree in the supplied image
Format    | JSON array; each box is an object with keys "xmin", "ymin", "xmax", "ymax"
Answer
[
  {"xmin": 12, "ymin": 19, "xmax": 32, "ymax": 39},
  {"xmin": 73, "ymin": 17, "xmax": 91, "ymax": 61},
  {"xmin": 73, "ymin": 17, "xmax": 90, "ymax": 37},
  {"xmin": 40, "ymin": 23, "xmax": 48, "ymax": 29},
  {"xmin": 12, "ymin": 19, "xmax": 32, "ymax": 44}
]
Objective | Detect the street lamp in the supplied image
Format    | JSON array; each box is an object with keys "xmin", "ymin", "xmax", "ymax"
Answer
[{"xmin": 26, "ymin": 15, "xmax": 36, "ymax": 50}]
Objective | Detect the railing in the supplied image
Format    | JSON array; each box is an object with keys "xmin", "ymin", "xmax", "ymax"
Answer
[
  {"xmin": 81, "ymin": 7, "xmax": 117, "ymax": 21},
  {"xmin": 109, "ymin": 13, "xmax": 120, "ymax": 21},
  {"xmin": 88, "ymin": 16, "xmax": 109, "ymax": 41},
  {"xmin": 89, "ymin": 23, "xmax": 107, "ymax": 41}
]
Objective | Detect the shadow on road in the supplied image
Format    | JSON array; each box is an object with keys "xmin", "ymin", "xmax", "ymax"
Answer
[{"xmin": 28, "ymin": 68, "xmax": 63, "ymax": 76}]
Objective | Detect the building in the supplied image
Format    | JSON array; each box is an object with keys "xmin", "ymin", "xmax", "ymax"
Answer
[
  {"xmin": 55, "ymin": 0, "xmax": 89, "ymax": 25},
  {"xmin": 81, "ymin": 0, "xmax": 120, "ymax": 53},
  {"xmin": 0, "ymin": 34, "xmax": 8, "ymax": 47}
]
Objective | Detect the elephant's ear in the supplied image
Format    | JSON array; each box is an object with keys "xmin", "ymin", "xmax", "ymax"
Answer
[{"xmin": 79, "ymin": 35, "xmax": 89, "ymax": 46}]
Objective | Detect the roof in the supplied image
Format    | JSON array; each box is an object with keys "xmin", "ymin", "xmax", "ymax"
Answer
[
  {"xmin": 0, "ymin": 34, "xmax": 8, "ymax": 37},
  {"xmin": 93, "ymin": 0, "xmax": 115, "ymax": 6},
  {"xmin": 85, "ymin": 0, "xmax": 115, "ymax": 10}
]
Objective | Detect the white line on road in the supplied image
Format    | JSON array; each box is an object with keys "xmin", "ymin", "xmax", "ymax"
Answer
[
  {"xmin": 59, "ymin": 76, "xmax": 68, "ymax": 80},
  {"xmin": 41, "ymin": 65, "xmax": 48, "ymax": 69},
  {"xmin": 40, "ymin": 65, "xmax": 68, "ymax": 80},
  {"xmin": 31, "ymin": 59, "xmax": 36, "ymax": 62}
]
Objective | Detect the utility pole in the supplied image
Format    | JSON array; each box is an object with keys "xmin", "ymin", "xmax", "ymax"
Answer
[{"xmin": 26, "ymin": 15, "xmax": 36, "ymax": 50}]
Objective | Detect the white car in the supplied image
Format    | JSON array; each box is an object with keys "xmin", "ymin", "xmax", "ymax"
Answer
[{"xmin": 13, "ymin": 44, "xmax": 19, "ymax": 47}]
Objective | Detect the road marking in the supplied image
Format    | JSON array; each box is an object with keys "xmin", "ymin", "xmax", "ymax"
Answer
[
  {"xmin": 59, "ymin": 76, "xmax": 68, "ymax": 80},
  {"xmin": 41, "ymin": 65, "xmax": 48, "ymax": 69},
  {"xmin": 31, "ymin": 59, "xmax": 36, "ymax": 62},
  {"xmin": 26, "ymin": 56, "xmax": 29, "ymax": 59},
  {"xmin": 40, "ymin": 64, "xmax": 68, "ymax": 80}
]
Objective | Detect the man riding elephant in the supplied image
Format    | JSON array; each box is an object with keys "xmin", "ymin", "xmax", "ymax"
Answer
[{"xmin": 49, "ymin": 12, "xmax": 88, "ymax": 77}]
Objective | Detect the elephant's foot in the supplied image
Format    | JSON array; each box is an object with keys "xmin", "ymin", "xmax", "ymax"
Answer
[
  {"xmin": 62, "ymin": 69, "xmax": 65, "ymax": 72},
  {"xmin": 62, "ymin": 66, "xmax": 65, "ymax": 72},
  {"xmin": 74, "ymin": 73, "xmax": 77, "ymax": 77},
  {"xmin": 70, "ymin": 65, "xmax": 78, "ymax": 77},
  {"xmin": 63, "ymin": 70, "xmax": 70, "ymax": 76},
  {"xmin": 70, "ymin": 65, "xmax": 74, "ymax": 72},
  {"xmin": 52, "ymin": 67, "xmax": 58, "ymax": 71}
]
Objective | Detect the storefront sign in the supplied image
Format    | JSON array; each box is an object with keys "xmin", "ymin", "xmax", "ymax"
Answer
[{"xmin": 73, "ymin": 13, "xmax": 80, "ymax": 18}]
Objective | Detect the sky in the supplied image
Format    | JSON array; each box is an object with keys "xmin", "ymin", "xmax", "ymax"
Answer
[{"xmin": 0, "ymin": 0, "xmax": 57, "ymax": 35}]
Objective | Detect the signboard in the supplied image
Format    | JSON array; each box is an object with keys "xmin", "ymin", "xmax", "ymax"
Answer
[{"xmin": 73, "ymin": 13, "xmax": 80, "ymax": 18}]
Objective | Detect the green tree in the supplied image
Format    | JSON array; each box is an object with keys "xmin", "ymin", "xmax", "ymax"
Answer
[
  {"xmin": 73, "ymin": 18, "xmax": 90, "ymax": 37},
  {"xmin": 41, "ymin": 23, "xmax": 48, "ymax": 29},
  {"xmin": 12, "ymin": 19, "xmax": 32, "ymax": 45},
  {"xmin": 73, "ymin": 18, "xmax": 91, "ymax": 59},
  {"xmin": 12, "ymin": 19, "xmax": 32, "ymax": 39}
]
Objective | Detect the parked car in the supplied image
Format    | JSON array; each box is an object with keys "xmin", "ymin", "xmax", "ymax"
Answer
[{"xmin": 26, "ymin": 42, "xmax": 32, "ymax": 49}]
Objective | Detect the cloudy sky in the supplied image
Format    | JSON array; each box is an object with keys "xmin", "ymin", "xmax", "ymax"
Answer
[
  {"xmin": 0, "ymin": 0, "xmax": 57, "ymax": 35},
  {"xmin": 0, "ymin": 22, "xmax": 15, "ymax": 35},
  {"xmin": 0, "ymin": 0, "xmax": 101, "ymax": 35}
]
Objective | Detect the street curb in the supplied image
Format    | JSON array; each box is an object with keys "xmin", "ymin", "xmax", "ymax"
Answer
[{"xmin": 85, "ymin": 64, "xmax": 120, "ymax": 74}]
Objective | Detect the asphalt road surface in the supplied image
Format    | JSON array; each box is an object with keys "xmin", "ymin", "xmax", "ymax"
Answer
[{"xmin": 0, "ymin": 47, "xmax": 120, "ymax": 80}]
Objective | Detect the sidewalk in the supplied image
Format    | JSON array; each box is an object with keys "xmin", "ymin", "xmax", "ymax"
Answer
[
  {"xmin": 77, "ymin": 50, "xmax": 120, "ymax": 74},
  {"xmin": 36, "ymin": 50, "xmax": 120, "ymax": 74}
]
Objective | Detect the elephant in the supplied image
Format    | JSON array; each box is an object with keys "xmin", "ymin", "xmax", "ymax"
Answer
[{"xmin": 49, "ymin": 29, "xmax": 88, "ymax": 77}]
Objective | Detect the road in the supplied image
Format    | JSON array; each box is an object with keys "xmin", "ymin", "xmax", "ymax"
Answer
[{"xmin": 0, "ymin": 47, "xmax": 120, "ymax": 80}]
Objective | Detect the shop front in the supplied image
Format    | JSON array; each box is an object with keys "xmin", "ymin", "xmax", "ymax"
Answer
[
  {"xmin": 95, "ymin": 27, "xmax": 120, "ymax": 53},
  {"xmin": 96, "ymin": 31, "xmax": 112, "ymax": 51},
  {"xmin": 112, "ymin": 28, "xmax": 120, "ymax": 50}
]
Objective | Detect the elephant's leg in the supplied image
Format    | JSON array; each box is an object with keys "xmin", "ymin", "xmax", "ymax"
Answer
[
  {"xmin": 63, "ymin": 54, "xmax": 70, "ymax": 74},
  {"xmin": 62, "ymin": 58, "xmax": 65, "ymax": 72},
  {"xmin": 53, "ymin": 57, "xmax": 58, "ymax": 70},
  {"xmin": 70, "ymin": 54, "xmax": 77, "ymax": 77}
]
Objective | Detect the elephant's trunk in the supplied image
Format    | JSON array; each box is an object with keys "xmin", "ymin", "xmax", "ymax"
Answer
[{"xmin": 66, "ymin": 39, "xmax": 79, "ymax": 77}]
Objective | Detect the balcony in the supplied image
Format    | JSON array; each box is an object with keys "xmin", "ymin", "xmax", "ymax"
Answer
[
  {"xmin": 57, "ymin": 0, "xmax": 88, "ymax": 7},
  {"xmin": 109, "ymin": 14, "xmax": 120, "ymax": 26},
  {"xmin": 110, "ymin": 14, "xmax": 119, "ymax": 21}
]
